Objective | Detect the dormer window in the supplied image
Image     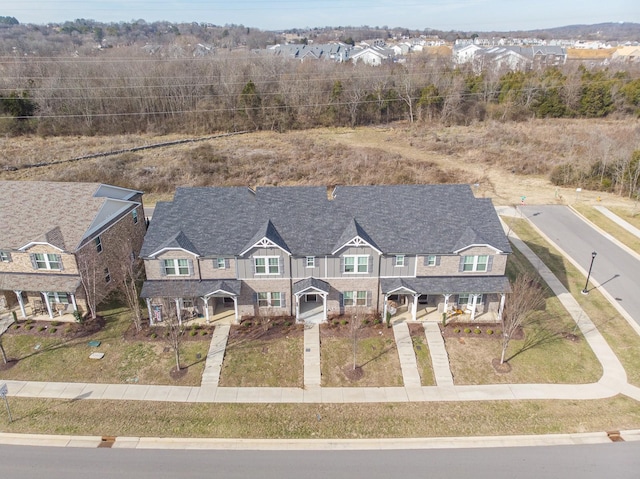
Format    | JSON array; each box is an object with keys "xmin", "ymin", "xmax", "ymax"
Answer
[
  {"xmin": 162, "ymin": 258, "xmax": 191, "ymax": 276},
  {"xmin": 462, "ymin": 255, "xmax": 488, "ymax": 272},
  {"xmin": 32, "ymin": 253, "xmax": 62, "ymax": 270}
]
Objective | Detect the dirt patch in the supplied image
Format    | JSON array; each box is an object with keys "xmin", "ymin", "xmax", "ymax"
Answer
[
  {"xmin": 492, "ymin": 358, "xmax": 513, "ymax": 374},
  {"xmin": 169, "ymin": 366, "xmax": 189, "ymax": 380},
  {"xmin": 0, "ymin": 359, "xmax": 18, "ymax": 371},
  {"xmin": 562, "ymin": 332, "xmax": 581, "ymax": 342},
  {"xmin": 343, "ymin": 365, "xmax": 364, "ymax": 381}
]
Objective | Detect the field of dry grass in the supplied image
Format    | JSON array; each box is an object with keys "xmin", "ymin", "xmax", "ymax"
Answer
[{"xmin": 1, "ymin": 119, "xmax": 637, "ymax": 209}]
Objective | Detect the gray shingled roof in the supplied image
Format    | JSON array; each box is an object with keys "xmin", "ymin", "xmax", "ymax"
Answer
[
  {"xmin": 141, "ymin": 185, "xmax": 511, "ymax": 258},
  {"xmin": 0, "ymin": 273, "xmax": 82, "ymax": 292},
  {"xmin": 0, "ymin": 181, "xmax": 140, "ymax": 252},
  {"xmin": 381, "ymin": 276, "xmax": 510, "ymax": 294},
  {"xmin": 140, "ymin": 280, "xmax": 242, "ymax": 298},
  {"xmin": 293, "ymin": 277, "xmax": 330, "ymax": 294}
]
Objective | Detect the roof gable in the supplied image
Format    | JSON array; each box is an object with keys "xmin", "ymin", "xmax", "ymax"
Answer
[
  {"xmin": 332, "ymin": 218, "xmax": 381, "ymax": 254},
  {"xmin": 149, "ymin": 230, "xmax": 200, "ymax": 257},
  {"xmin": 240, "ymin": 219, "xmax": 290, "ymax": 256}
]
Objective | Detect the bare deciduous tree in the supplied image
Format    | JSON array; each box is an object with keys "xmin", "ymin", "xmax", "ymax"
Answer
[
  {"xmin": 500, "ymin": 272, "xmax": 547, "ymax": 364},
  {"xmin": 119, "ymin": 248, "xmax": 145, "ymax": 333},
  {"xmin": 157, "ymin": 298, "xmax": 185, "ymax": 372}
]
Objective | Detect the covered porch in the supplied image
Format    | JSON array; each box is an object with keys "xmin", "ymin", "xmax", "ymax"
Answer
[
  {"xmin": 381, "ymin": 276, "xmax": 510, "ymax": 324},
  {"xmin": 293, "ymin": 277, "xmax": 330, "ymax": 323},
  {"xmin": 141, "ymin": 279, "xmax": 242, "ymax": 325},
  {"xmin": 0, "ymin": 273, "xmax": 82, "ymax": 321}
]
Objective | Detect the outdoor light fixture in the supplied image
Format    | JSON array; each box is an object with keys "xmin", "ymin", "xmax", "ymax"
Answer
[{"xmin": 581, "ymin": 251, "xmax": 597, "ymax": 295}]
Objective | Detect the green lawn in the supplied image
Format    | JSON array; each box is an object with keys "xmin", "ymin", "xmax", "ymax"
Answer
[
  {"xmin": 410, "ymin": 332, "xmax": 435, "ymax": 386},
  {"xmin": 219, "ymin": 331, "xmax": 303, "ymax": 387},
  {"xmin": 503, "ymin": 216, "xmax": 640, "ymax": 387},
  {"xmin": 321, "ymin": 336, "xmax": 403, "ymax": 387},
  {"xmin": 0, "ymin": 303, "xmax": 208, "ymax": 386}
]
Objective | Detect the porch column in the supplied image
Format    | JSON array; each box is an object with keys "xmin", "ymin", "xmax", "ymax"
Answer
[
  {"xmin": 470, "ymin": 294, "xmax": 479, "ymax": 321},
  {"xmin": 382, "ymin": 293, "xmax": 389, "ymax": 324},
  {"xmin": 412, "ymin": 293, "xmax": 419, "ymax": 321},
  {"xmin": 175, "ymin": 298, "xmax": 182, "ymax": 325},
  {"xmin": 203, "ymin": 296, "xmax": 210, "ymax": 324},
  {"xmin": 41, "ymin": 292, "xmax": 54, "ymax": 319},
  {"xmin": 295, "ymin": 295, "xmax": 300, "ymax": 322},
  {"xmin": 323, "ymin": 293, "xmax": 328, "ymax": 322},
  {"xmin": 70, "ymin": 293, "xmax": 78, "ymax": 312},
  {"xmin": 233, "ymin": 296, "xmax": 239, "ymax": 323},
  {"xmin": 14, "ymin": 291, "xmax": 26, "ymax": 318},
  {"xmin": 443, "ymin": 294, "xmax": 451, "ymax": 316},
  {"xmin": 497, "ymin": 293, "xmax": 506, "ymax": 322},
  {"xmin": 146, "ymin": 298, "xmax": 154, "ymax": 325}
]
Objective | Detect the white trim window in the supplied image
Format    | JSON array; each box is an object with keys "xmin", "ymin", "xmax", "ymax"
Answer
[
  {"xmin": 216, "ymin": 258, "xmax": 227, "ymax": 269},
  {"xmin": 343, "ymin": 291, "xmax": 367, "ymax": 306},
  {"xmin": 427, "ymin": 255, "xmax": 437, "ymax": 267},
  {"xmin": 47, "ymin": 292, "xmax": 69, "ymax": 304},
  {"xmin": 462, "ymin": 255, "xmax": 488, "ymax": 272},
  {"xmin": 0, "ymin": 251, "xmax": 11, "ymax": 262},
  {"xmin": 344, "ymin": 255, "xmax": 369, "ymax": 273},
  {"xmin": 306, "ymin": 256, "xmax": 316, "ymax": 268},
  {"xmin": 95, "ymin": 236, "xmax": 103, "ymax": 253},
  {"xmin": 255, "ymin": 256, "xmax": 280, "ymax": 275},
  {"xmin": 34, "ymin": 253, "xmax": 62, "ymax": 270},
  {"xmin": 104, "ymin": 267, "xmax": 111, "ymax": 284},
  {"xmin": 257, "ymin": 292, "xmax": 281, "ymax": 307},
  {"xmin": 458, "ymin": 293, "xmax": 484, "ymax": 305},
  {"xmin": 395, "ymin": 255, "xmax": 405, "ymax": 267},
  {"xmin": 162, "ymin": 258, "xmax": 190, "ymax": 276},
  {"xmin": 132, "ymin": 209, "xmax": 139, "ymax": 224}
]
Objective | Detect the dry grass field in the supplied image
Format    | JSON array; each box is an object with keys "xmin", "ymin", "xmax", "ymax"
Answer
[{"xmin": 1, "ymin": 119, "xmax": 637, "ymax": 209}]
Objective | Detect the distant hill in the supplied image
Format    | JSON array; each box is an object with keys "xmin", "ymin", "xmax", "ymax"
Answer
[{"xmin": 457, "ymin": 22, "xmax": 640, "ymax": 42}]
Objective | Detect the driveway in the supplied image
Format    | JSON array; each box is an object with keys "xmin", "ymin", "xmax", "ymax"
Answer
[{"xmin": 521, "ymin": 205, "xmax": 640, "ymax": 328}]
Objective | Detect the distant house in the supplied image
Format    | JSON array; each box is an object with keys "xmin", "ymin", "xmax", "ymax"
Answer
[
  {"xmin": 351, "ymin": 46, "xmax": 395, "ymax": 66},
  {"xmin": 139, "ymin": 185, "xmax": 511, "ymax": 325},
  {"xmin": 612, "ymin": 46, "xmax": 640, "ymax": 63},
  {"xmin": 0, "ymin": 182, "xmax": 146, "ymax": 320},
  {"xmin": 454, "ymin": 44, "xmax": 567, "ymax": 72}
]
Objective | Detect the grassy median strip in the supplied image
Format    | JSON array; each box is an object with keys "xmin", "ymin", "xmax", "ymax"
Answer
[
  {"xmin": 573, "ymin": 205, "xmax": 640, "ymax": 255},
  {"xmin": 411, "ymin": 333, "xmax": 436, "ymax": 386},
  {"xmin": 1, "ymin": 396, "xmax": 640, "ymax": 438},
  {"xmin": 503, "ymin": 216, "xmax": 640, "ymax": 387}
]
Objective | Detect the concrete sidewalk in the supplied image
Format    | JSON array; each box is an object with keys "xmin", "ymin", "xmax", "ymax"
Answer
[
  {"xmin": 392, "ymin": 322, "xmax": 421, "ymax": 388},
  {"xmin": 594, "ymin": 205, "xmax": 640, "ymax": 239},
  {"xmin": 423, "ymin": 323, "xmax": 454, "ymax": 386}
]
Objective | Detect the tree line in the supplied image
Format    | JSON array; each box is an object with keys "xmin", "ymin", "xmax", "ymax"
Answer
[{"xmin": 1, "ymin": 50, "xmax": 639, "ymax": 137}]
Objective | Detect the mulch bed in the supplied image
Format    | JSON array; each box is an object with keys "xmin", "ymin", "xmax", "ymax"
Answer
[
  {"xmin": 228, "ymin": 316, "xmax": 303, "ymax": 343},
  {"xmin": 321, "ymin": 315, "xmax": 394, "ymax": 339},
  {"xmin": 122, "ymin": 319, "xmax": 215, "ymax": 342},
  {"xmin": 4, "ymin": 317, "xmax": 105, "ymax": 340},
  {"xmin": 441, "ymin": 322, "xmax": 524, "ymax": 340}
]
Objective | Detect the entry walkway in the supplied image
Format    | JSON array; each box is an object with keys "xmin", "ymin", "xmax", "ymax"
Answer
[
  {"xmin": 200, "ymin": 324, "xmax": 230, "ymax": 387},
  {"xmin": 303, "ymin": 323, "xmax": 321, "ymax": 387},
  {"xmin": 3, "ymin": 223, "xmax": 640, "ymax": 404},
  {"xmin": 423, "ymin": 323, "xmax": 454, "ymax": 386},
  {"xmin": 392, "ymin": 322, "xmax": 421, "ymax": 388}
]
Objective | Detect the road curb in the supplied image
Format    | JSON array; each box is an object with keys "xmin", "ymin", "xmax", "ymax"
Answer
[{"xmin": 1, "ymin": 430, "xmax": 637, "ymax": 450}]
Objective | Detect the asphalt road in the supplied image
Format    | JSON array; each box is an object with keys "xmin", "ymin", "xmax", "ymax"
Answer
[
  {"xmin": 0, "ymin": 443, "xmax": 639, "ymax": 479},
  {"xmin": 522, "ymin": 205, "xmax": 640, "ymax": 327}
]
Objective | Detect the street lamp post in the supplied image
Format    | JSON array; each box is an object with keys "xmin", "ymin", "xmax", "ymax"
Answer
[{"xmin": 581, "ymin": 251, "xmax": 597, "ymax": 295}]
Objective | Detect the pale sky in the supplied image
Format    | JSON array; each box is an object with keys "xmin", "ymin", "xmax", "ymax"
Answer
[{"xmin": 3, "ymin": 0, "xmax": 638, "ymax": 31}]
